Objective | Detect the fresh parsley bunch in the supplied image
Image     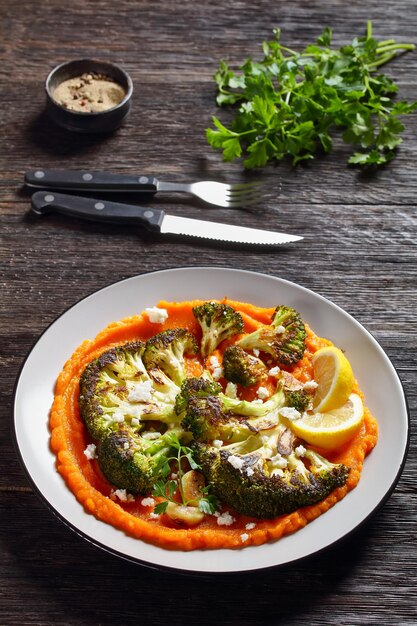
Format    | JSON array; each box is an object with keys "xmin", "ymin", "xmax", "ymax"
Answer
[{"xmin": 206, "ymin": 22, "xmax": 416, "ymax": 167}]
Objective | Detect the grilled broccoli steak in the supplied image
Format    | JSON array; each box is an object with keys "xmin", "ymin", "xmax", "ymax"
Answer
[
  {"xmin": 194, "ymin": 443, "xmax": 349, "ymax": 518},
  {"xmin": 98, "ymin": 426, "xmax": 182, "ymax": 494},
  {"xmin": 238, "ymin": 305, "xmax": 307, "ymax": 365},
  {"xmin": 79, "ymin": 341, "xmax": 150, "ymax": 441},
  {"xmin": 143, "ymin": 328, "xmax": 199, "ymax": 386},
  {"xmin": 193, "ymin": 302, "xmax": 244, "ymax": 357},
  {"xmin": 222, "ymin": 345, "xmax": 267, "ymax": 386}
]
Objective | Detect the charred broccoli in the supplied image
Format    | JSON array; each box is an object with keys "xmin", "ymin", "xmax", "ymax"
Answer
[
  {"xmin": 79, "ymin": 341, "xmax": 181, "ymax": 441},
  {"xmin": 222, "ymin": 345, "xmax": 267, "ymax": 386},
  {"xmin": 237, "ymin": 305, "xmax": 307, "ymax": 366},
  {"xmin": 192, "ymin": 302, "xmax": 244, "ymax": 357},
  {"xmin": 285, "ymin": 389, "xmax": 311, "ymax": 413},
  {"xmin": 194, "ymin": 432, "xmax": 349, "ymax": 518},
  {"xmin": 143, "ymin": 328, "xmax": 199, "ymax": 386},
  {"xmin": 174, "ymin": 376, "xmax": 222, "ymax": 415},
  {"xmin": 98, "ymin": 425, "xmax": 182, "ymax": 494},
  {"xmin": 178, "ymin": 376, "xmax": 285, "ymax": 443}
]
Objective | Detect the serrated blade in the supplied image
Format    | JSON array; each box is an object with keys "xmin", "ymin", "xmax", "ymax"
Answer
[{"xmin": 160, "ymin": 215, "xmax": 302, "ymax": 245}]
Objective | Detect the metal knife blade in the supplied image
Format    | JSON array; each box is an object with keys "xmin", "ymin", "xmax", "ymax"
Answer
[{"xmin": 30, "ymin": 192, "xmax": 302, "ymax": 246}]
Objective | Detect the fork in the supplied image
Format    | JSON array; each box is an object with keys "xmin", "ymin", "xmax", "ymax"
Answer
[{"xmin": 24, "ymin": 169, "xmax": 260, "ymax": 209}]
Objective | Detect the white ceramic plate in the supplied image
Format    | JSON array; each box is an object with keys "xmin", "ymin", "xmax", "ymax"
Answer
[{"xmin": 13, "ymin": 268, "xmax": 409, "ymax": 573}]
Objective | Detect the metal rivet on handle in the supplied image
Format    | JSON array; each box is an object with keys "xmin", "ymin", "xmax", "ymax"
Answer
[
  {"xmin": 82, "ymin": 173, "xmax": 93, "ymax": 181},
  {"xmin": 34, "ymin": 170, "xmax": 45, "ymax": 179},
  {"xmin": 144, "ymin": 210, "xmax": 154, "ymax": 218},
  {"xmin": 94, "ymin": 202, "xmax": 105, "ymax": 211},
  {"xmin": 44, "ymin": 194, "xmax": 55, "ymax": 202},
  {"xmin": 139, "ymin": 176, "xmax": 148, "ymax": 184}
]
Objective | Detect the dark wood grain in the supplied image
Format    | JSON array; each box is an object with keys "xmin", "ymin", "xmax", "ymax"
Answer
[{"xmin": 1, "ymin": 0, "xmax": 416, "ymax": 624}]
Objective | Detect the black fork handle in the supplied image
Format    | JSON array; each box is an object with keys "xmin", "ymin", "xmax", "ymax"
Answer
[{"xmin": 25, "ymin": 169, "xmax": 158, "ymax": 193}]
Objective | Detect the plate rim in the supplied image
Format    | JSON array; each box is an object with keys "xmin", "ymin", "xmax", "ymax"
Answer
[{"xmin": 12, "ymin": 266, "xmax": 410, "ymax": 574}]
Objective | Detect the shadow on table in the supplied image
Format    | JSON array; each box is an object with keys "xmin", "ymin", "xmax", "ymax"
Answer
[
  {"xmin": 4, "ymin": 490, "xmax": 384, "ymax": 625},
  {"xmin": 25, "ymin": 111, "xmax": 115, "ymax": 157}
]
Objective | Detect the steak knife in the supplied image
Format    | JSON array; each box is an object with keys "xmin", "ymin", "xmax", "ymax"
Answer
[{"xmin": 30, "ymin": 192, "xmax": 303, "ymax": 246}]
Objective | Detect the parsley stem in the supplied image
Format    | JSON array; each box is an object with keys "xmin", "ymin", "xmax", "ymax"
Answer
[
  {"xmin": 369, "ymin": 52, "xmax": 398, "ymax": 69},
  {"xmin": 376, "ymin": 43, "xmax": 415, "ymax": 55},
  {"xmin": 377, "ymin": 39, "xmax": 396, "ymax": 47},
  {"xmin": 276, "ymin": 44, "xmax": 298, "ymax": 56},
  {"xmin": 366, "ymin": 20, "xmax": 373, "ymax": 40}
]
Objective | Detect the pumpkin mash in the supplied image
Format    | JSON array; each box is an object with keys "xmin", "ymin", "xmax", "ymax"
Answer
[{"xmin": 49, "ymin": 299, "xmax": 378, "ymax": 550}]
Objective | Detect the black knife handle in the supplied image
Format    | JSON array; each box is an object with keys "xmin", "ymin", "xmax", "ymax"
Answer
[
  {"xmin": 31, "ymin": 191, "xmax": 164, "ymax": 232},
  {"xmin": 25, "ymin": 169, "xmax": 158, "ymax": 193}
]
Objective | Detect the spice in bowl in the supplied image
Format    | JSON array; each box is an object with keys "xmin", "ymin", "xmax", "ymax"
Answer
[{"xmin": 52, "ymin": 72, "xmax": 126, "ymax": 113}]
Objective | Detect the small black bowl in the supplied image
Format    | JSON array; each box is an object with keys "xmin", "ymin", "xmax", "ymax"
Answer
[{"xmin": 45, "ymin": 59, "xmax": 133, "ymax": 133}]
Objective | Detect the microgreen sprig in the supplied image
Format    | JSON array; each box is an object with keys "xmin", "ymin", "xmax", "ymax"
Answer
[
  {"xmin": 152, "ymin": 433, "xmax": 219, "ymax": 515},
  {"xmin": 206, "ymin": 21, "xmax": 416, "ymax": 168}
]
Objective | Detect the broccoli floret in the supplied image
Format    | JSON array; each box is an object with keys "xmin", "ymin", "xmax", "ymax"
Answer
[
  {"xmin": 79, "ymin": 341, "xmax": 181, "ymax": 441},
  {"xmin": 175, "ymin": 376, "xmax": 222, "ymax": 415},
  {"xmin": 179, "ymin": 376, "xmax": 285, "ymax": 442},
  {"xmin": 192, "ymin": 302, "xmax": 244, "ymax": 357},
  {"xmin": 222, "ymin": 345, "xmax": 267, "ymax": 387},
  {"xmin": 237, "ymin": 305, "xmax": 307, "ymax": 366},
  {"xmin": 193, "ymin": 429, "xmax": 349, "ymax": 518},
  {"xmin": 98, "ymin": 426, "xmax": 182, "ymax": 494},
  {"xmin": 143, "ymin": 328, "xmax": 199, "ymax": 386},
  {"xmin": 285, "ymin": 389, "xmax": 311, "ymax": 413}
]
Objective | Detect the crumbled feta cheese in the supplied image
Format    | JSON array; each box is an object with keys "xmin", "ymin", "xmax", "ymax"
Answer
[
  {"xmin": 227, "ymin": 455, "xmax": 245, "ymax": 470},
  {"xmin": 144, "ymin": 306, "xmax": 168, "ymax": 324},
  {"xmin": 209, "ymin": 355, "xmax": 221, "ymax": 369},
  {"xmin": 276, "ymin": 325, "xmax": 286, "ymax": 334},
  {"xmin": 252, "ymin": 398, "xmax": 264, "ymax": 405},
  {"xmin": 252, "ymin": 348, "xmax": 260, "ymax": 357},
  {"xmin": 263, "ymin": 447, "xmax": 273, "ymax": 458},
  {"xmin": 257, "ymin": 386, "xmax": 270, "ymax": 399},
  {"xmin": 303, "ymin": 380, "xmax": 319, "ymax": 391},
  {"xmin": 240, "ymin": 533, "xmax": 249, "ymax": 543},
  {"xmin": 150, "ymin": 512, "xmax": 160, "ymax": 519},
  {"xmin": 112, "ymin": 410, "xmax": 125, "ymax": 423},
  {"xmin": 268, "ymin": 366, "xmax": 281, "ymax": 377},
  {"xmin": 170, "ymin": 473, "xmax": 178, "ymax": 480},
  {"xmin": 245, "ymin": 467, "xmax": 254, "ymax": 477},
  {"xmin": 225, "ymin": 381, "xmax": 238, "ymax": 399},
  {"xmin": 123, "ymin": 441, "xmax": 130, "ymax": 450},
  {"xmin": 271, "ymin": 455, "xmax": 288, "ymax": 469},
  {"xmin": 245, "ymin": 522, "xmax": 256, "ymax": 530},
  {"xmin": 212, "ymin": 366, "xmax": 223, "ymax": 381},
  {"xmin": 279, "ymin": 406, "xmax": 301, "ymax": 421},
  {"xmin": 131, "ymin": 418, "xmax": 140, "ymax": 426},
  {"xmin": 295, "ymin": 444, "xmax": 307, "ymax": 457},
  {"xmin": 128, "ymin": 379, "xmax": 154, "ymax": 403},
  {"xmin": 216, "ymin": 511, "xmax": 236, "ymax": 526},
  {"xmin": 213, "ymin": 439, "xmax": 223, "ymax": 448},
  {"xmin": 141, "ymin": 497, "xmax": 155, "ymax": 507},
  {"xmin": 111, "ymin": 489, "xmax": 135, "ymax": 502},
  {"xmin": 83, "ymin": 443, "xmax": 97, "ymax": 460}
]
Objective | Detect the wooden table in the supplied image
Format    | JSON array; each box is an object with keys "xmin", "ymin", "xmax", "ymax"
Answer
[{"xmin": 2, "ymin": 0, "xmax": 416, "ymax": 623}]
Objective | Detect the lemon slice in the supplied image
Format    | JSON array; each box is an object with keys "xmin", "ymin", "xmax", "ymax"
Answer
[
  {"xmin": 312, "ymin": 346, "xmax": 355, "ymax": 413},
  {"xmin": 288, "ymin": 393, "xmax": 364, "ymax": 449}
]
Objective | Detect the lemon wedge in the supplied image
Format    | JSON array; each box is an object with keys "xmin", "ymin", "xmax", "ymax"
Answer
[
  {"xmin": 312, "ymin": 346, "xmax": 355, "ymax": 413},
  {"xmin": 287, "ymin": 393, "xmax": 364, "ymax": 449}
]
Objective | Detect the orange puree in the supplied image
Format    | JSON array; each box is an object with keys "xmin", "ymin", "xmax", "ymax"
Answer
[{"xmin": 50, "ymin": 299, "xmax": 378, "ymax": 550}]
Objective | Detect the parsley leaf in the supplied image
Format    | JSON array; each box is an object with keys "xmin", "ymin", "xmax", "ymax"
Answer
[
  {"xmin": 151, "ymin": 434, "xmax": 218, "ymax": 516},
  {"xmin": 206, "ymin": 22, "xmax": 416, "ymax": 168}
]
